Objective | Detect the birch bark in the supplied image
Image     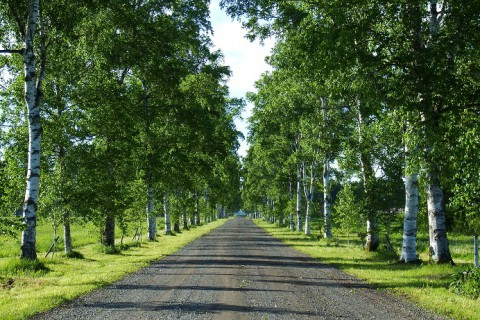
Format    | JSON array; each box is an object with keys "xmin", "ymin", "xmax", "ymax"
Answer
[
  {"xmin": 323, "ymin": 159, "xmax": 332, "ymax": 238},
  {"xmin": 57, "ymin": 142, "xmax": 72, "ymax": 254},
  {"xmin": 194, "ymin": 192, "xmax": 200, "ymax": 225},
  {"xmin": 321, "ymin": 98, "xmax": 333, "ymax": 239},
  {"xmin": 296, "ymin": 163, "xmax": 303, "ymax": 232},
  {"xmin": 425, "ymin": 164, "xmax": 452, "ymax": 263},
  {"xmin": 182, "ymin": 205, "xmax": 188, "ymax": 229},
  {"xmin": 60, "ymin": 155, "xmax": 71, "ymax": 254},
  {"xmin": 289, "ymin": 178, "xmax": 294, "ymax": 230},
  {"xmin": 400, "ymin": 173, "xmax": 419, "ymax": 262},
  {"xmin": 423, "ymin": 0, "xmax": 452, "ymax": 264},
  {"xmin": 400, "ymin": 120, "xmax": 419, "ymax": 262},
  {"xmin": 20, "ymin": 0, "xmax": 42, "ymax": 259},
  {"xmin": 406, "ymin": 0, "xmax": 452, "ymax": 264},
  {"xmin": 147, "ymin": 182, "xmax": 156, "ymax": 241},
  {"xmin": 304, "ymin": 164, "xmax": 315, "ymax": 235},
  {"xmin": 362, "ymin": 162, "xmax": 379, "ymax": 251},
  {"xmin": 102, "ymin": 144, "xmax": 115, "ymax": 247},
  {"xmin": 164, "ymin": 192, "xmax": 171, "ymax": 235},
  {"xmin": 143, "ymin": 80, "xmax": 157, "ymax": 241},
  {"xmin": 358, "ymin": 105, "xmax": 379, "ymax": 251}
]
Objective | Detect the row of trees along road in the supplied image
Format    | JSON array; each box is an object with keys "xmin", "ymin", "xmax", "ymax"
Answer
[
  {"xmin": 0, "ymin": 0, "xmax": 242, "ymax": 260},
  {"xmin": 221, "ymin": 0, "xmax": 480, "ymax": 264}
]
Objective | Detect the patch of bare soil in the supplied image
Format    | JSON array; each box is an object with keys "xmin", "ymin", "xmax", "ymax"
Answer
[{"xmin": 32, "ymin": 217, "xmax": 448, "ymax": 319}]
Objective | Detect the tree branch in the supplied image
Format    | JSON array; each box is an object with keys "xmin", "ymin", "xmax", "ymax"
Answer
[
  {"xmin": 0, "ymin": 49, "xmax": 24, "ymax": 55},
  {"xmin": 7, "ymin": 0, "xmax": 26, "ymax": 40}
]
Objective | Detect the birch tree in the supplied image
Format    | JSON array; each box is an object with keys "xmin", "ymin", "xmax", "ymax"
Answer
[
  {"xmin": 393, "ymin": 0, "xmax": 480, "ymax": 263},
  {"xmin": 164, "ymin": 192, "xmax": 171, "ymax": 235},
  {"xmin": 0, "ymin": 0, "xmax": 45, "ymax": 259},
  {"xmin": 400, "ymin": 118, "xmax": 420, "ymax": 263}
]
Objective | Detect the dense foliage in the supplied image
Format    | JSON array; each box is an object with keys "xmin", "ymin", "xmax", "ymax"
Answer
[
  {"xmin": 450, "ymin": 267, "xmax": 480, "ymax": 299},
  {"xmin": 1, "ymin": 0, "xmax": 242, "ymax": 258},
  {"xmin": 221, "ymin": 0, "xmax": 480, "ymax": 263}
]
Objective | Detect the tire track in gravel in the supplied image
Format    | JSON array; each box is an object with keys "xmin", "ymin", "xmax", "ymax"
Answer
[{"xmin": 32, "ymin": 217, "xmax": 448, "ymax": 320}]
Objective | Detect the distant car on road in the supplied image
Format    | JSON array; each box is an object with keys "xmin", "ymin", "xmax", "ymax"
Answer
[{"xmin": 235, "ymin": 210, "xmax": 247, "ymax": 216}]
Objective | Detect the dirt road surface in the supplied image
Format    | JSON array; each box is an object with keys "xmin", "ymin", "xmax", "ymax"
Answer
[{"xmin": 32, "ymin": 217, "xmax": 447, "ymax": 320}]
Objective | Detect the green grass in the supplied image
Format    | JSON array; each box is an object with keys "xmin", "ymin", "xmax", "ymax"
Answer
[
  {"xmin": 0, "ymin": 221, "xmax": 101, "ymax": 258},
  {"xmin": 254, "ymin": 218, "xmax": 480, "ymax": 320},
  {"xmin": 0, "ymin": 219, "xmax": 227, "ymax": 320}
]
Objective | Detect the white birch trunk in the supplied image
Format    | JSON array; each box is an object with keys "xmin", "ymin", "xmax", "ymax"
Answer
[
  {"xmin": 321, "ymin": 99, "xmax": 333, "ymax": 238},
  {"xmin": 190, "ymin": 196, "xmax": 195, "ymax": 225},
  {"xmin": 57, "ymin": 142, "xmax": 72, "ymax": 255},
  {"xmin": 147, "ymin": 184, "xmax": 156, "ymax": 241},
  {"xmin": 289, "ymin": 179, "xmax": 294, "ymax": 230},
  {"xmin": 364, "ymin": 220, "xmax": 379, "ymax": 251},
  {"xmin": 304, "ymin": 164, "xmax": 315, "ymax": 236},
  {"xmin": 164, "ymin": 192, "xmax": 171, "ymax": 235},
  {"xmin": 419, "ymin": 1, "xmax": 452, "ymax": 264},
  {"xmin": 323, "ymin": 159, "xmax": 332, "ymax": 238},
  {"xmin": 358, "ymin": 105, "xmax": 379, "ymax": 251},
  {"xmin": 20, "ymin": 0, "xmax": 42, "ymax": 260},
  {"xmin": 304, "ymin": 195, "xmax": 312, "ymax": 235},
  {"xmin": 425, "ymin": 166, "xmax": 452, "ymax": 263},
  {"xmin": 400, "ymin": 173, "xmax": 419, "ymax": 262},
  {"xmin": 296, "ymin": 164, "xmax": 303, "ymax": 232},
  {"xmin": 203, "ymin": 191, "xmax": 208, "ymax": 224},
  {"xmin": 474, "ymin": 235, "xmax": 479, "ymax": 268},
  {"xmin": 194, "ymin": 192, "xmax": 200, "ymax": 225},
  {"xmin": 142, "ymin": 79, "xmax": 156, "ymax": 241},
  {"xmin": 182, "ymin": 205, "xmax": 188, "ymax": 229}
]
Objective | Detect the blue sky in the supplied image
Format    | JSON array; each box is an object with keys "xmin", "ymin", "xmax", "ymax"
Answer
[{"xmin": 209, "ymin": 0, "xmax": 275, "ymax": 157}]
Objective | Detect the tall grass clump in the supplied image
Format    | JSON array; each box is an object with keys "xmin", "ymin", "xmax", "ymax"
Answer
[{"xmin": 0, "ymin": 258, "xmax": 48, "ymax": 277}]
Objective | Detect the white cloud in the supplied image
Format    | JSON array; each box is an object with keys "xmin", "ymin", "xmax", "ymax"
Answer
[
  {"xmin": 211, "ymin": 23, "xmax": 273, "ymax": 97},
  {"xmin": 209, "ymin": 0, "xmax": 275, "ymax": 157}
]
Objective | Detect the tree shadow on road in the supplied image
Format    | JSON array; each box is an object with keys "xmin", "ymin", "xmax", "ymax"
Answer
[{"xmin": 82, "ymin": 301, "xmax": 324, "ymax": 317}]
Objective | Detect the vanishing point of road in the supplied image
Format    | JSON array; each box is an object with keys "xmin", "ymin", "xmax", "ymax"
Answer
[{"xmin": 33, "ymin": 217, "xmax": 447, "ymax": 320}]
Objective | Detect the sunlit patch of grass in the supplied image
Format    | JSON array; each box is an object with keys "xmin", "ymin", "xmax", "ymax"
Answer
[
  {"xmin": 0, "ymin": 218, "xmax": 228, "ymax": 320},
  {"xmin": 254, "ymin": 218, "xmax": 480, "ymax": 320},
  {"xmin": 91, "ymin": 244, "xmax": 122, "ymax": 255},
  {"xmin": 0, "ymin": 222, "xmax": 100, "ymax": 259}
]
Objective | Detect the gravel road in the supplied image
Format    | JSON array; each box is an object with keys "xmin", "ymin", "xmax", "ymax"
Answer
[{"xmin": 32, "ymin": 217, "xmax": 447, "ymax": 320}]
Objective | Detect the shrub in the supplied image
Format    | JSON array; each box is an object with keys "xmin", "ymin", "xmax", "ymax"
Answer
[
  {"xmin": 65, "ymin": 250, "xmax": 85, "ymax": 259},
  {"xmin": 450, "ymin": 267, "xmax": 480, "ymax": 299}
]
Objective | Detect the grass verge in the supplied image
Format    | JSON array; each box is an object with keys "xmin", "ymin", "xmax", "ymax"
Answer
[
  {"xmin": 0, "ymin": 219, "xmax": 228, "ymax": 320},
  {"xmin": 253, "ymin": 219, "xmax": 480, "ymax": 320}
]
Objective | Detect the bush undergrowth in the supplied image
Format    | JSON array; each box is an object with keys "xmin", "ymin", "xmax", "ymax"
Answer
[
  {"xmin": 64, "ymin": 251, "xmax": 84, "ymax": 259},
  {"xmin": 450, "ymin": 267, "xmax": 480, "ymax": 299}
]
